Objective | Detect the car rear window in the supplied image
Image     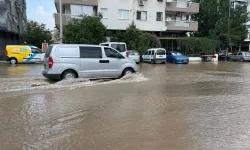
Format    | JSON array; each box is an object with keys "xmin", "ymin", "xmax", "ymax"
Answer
[
  {"xmin": 45, "ymin": 46, "xmax": 53, "ymax": 57},
  {"xmin": 157, "ymin": 50, "xmax": 165, "ymax": 55},
  {"xmin": 111, "ymin": 44, "xmax": 126, "ymax": 52},
  {"xmin": 80, "ymin": 46, "xmax": 102, "ymax": 58}
]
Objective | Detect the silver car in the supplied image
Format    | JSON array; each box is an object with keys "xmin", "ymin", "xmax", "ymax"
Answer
[
  {"xmin": 228, "ymin": 52, "xmax": 250, "ymax": 62},
  {"xmin": 42, "ymin": 44, "xmax": 138, "ymax": 80}
]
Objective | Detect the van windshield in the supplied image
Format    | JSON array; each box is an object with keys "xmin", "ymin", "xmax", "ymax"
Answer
[
  {"xmin": 45, "ymin": 46, "xmax": 53, "ymax": 57},
  {"xmin": 111, "ymin": 44, "xmax": 126, "ymax": 52}
]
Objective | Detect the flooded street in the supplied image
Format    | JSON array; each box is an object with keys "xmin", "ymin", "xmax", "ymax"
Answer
[{"xmin": 1, "ymin": 62, "xmax": 250, "ymax": 150}]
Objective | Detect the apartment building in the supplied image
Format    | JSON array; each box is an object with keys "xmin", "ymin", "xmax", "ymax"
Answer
[
  {"xmin": 0, "ymin": 0, "xmax": 27, "ymax": 60},
  {"xmin": 54, "ymin": 0, "xmax": 199, "ymax": 51}
]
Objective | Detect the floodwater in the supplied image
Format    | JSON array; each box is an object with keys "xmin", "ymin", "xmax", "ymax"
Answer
[{"xmin": 1, "ymin": 62, "xmax": 250, "ymax": 150}]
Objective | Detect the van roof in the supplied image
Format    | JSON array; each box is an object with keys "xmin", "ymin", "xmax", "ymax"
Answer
[
  {"xmin": 148, "ymin": 48, "xmax": 166, "ymax": 51},
  {"xmin": 50, "ymin": 44, "xmax": 104, "ymax": 47},
  {"xmin": 100, "ymin": 42, "xmax": 126, "ymax": 44}
]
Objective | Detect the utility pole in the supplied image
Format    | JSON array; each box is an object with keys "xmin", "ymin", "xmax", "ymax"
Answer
[
  {"xmin": 59, "ymin": 0, "xmax": 63, "ymax": 44},
  {"xmin": 226, "ymin": 0, "xmax": 231, "ymax": 60}
]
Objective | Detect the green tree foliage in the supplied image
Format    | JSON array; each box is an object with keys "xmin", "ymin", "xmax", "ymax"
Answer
[
  {"xmin": 64, "ymin": 14, "xmax": 107, "ymax": 44},
  {"xmin": 112, "ymin": 22, "xmax": 161, "ymax": 54},
  {"xmin": 177, "ymin": 37, "xmax": 217, "ymax": 55},
  {"xmin": 192, "ymin": 0, "xmax": 249, "ymax": 49},
  {"xmin": 21, "ymin": 20, "xmax": 52, "ymax": 48}
]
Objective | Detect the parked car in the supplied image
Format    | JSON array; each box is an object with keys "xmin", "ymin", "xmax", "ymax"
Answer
[
  {"xmin": 99, "ymin": 42, "xmax": 127, "ymax": 57},
  {"xmin": 6, "ymin": 45, "xmax": 44, "ymax": 64},
  {"xmin": 42, "ymin": 44, "xmax": 138, "ymax": 80},
  {"xmin": 228, "ymin": 52, "xmax": 250, "ymax": 62},
  {"xmin": 166, "ymin": 51, "xmax": 189, "ymax": 64},
  {"xmin": 142, "ymin": 48, "xmax": 166, "ymax": 64},
  {"xmin": 127, "ymin": 50, "xmax": 140, "ymax": 63}
]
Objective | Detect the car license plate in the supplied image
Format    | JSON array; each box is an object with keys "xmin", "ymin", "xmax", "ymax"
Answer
[
  {"xmin": 183, "ymin": 59, "xmax": 187, "ymax": 62},
  {"xmin": 159, "ymin": 55, "xmax": 163, "ymax": 57}
]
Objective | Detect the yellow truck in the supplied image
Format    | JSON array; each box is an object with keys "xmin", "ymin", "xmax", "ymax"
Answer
[{"xmin": 6, "ymin": 45, "xmax": 45, "ymax": 64}]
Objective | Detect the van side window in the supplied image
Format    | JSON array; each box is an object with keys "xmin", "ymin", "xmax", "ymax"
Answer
[
  {"xmin": 151, "ymin": 51, "xmax": 155, "ymax": 55},
  {"xmin": 104, "ymin": 47, "xmax": 124, "ymax": 58},
  {"xmin": 80, "ymin": 46, "xmax": 102, "ymax": 58}
]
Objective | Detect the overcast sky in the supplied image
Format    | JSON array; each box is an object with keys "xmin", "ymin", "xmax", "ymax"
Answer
[{"xmin": 26, "ymin": 0, "xmax": 56, "ymax": 30}]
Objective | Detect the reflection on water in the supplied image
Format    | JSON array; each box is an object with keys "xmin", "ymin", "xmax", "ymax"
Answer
[{"xmin": 1, "ymin": 62, "xmax": 250, "ymax": 149}]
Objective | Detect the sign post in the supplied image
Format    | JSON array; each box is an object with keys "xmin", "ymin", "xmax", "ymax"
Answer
[{"xmin": 42, "ymin": 43, "xmax": 48, "ymax": 52}]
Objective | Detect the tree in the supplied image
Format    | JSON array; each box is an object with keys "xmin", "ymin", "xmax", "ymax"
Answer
[
  {"xmin": 112, "ymin": 22, "xmax": 161, "ymax": 54},
  {"xmin": 192, "ymin": 0, "xmax": 249, "ymax": 49},
  {"xmin": 64, "ymin": 14, "xmax": 107, "ymax": 44},
  {"xmin": 21, "ymin": 20, "xmax": 52, "ymax": 48}
]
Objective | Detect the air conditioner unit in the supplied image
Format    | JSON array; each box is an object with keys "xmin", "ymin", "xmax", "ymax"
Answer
[{"xmin": 138, "ymin": 0, "xmax": 145, "ymax": 6}]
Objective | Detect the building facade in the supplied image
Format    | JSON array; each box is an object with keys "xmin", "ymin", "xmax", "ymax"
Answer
[
  {"xmin": 54, "ymin": 0, "xmax": 199, "ymax": 51},
  {"xmin": 0, "ymin": 0, "xmax": 27, "ymax": 60}
]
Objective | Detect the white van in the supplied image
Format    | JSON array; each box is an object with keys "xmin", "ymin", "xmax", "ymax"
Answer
[
  {"xmin": 42, "ymin": 44, "xmax": 138, "ymax": 80},
  {"xmin": 142, "ymin": 48, "xmax": 166, "ymax": 64},
  {"xmin": 99, "ymin": 42, "xmax": 127, "ymax": 57}
]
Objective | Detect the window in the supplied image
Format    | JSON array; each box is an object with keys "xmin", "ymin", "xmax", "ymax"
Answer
[
  {"xmin": 156, "ymin": 12, "xmax": 163, "ymax": 21},
  {"xmin": 100, "ymin": 8, "xmax": 108, "ymax": 18},
  {"xmin": 156, "ymin": 50, "xmax": 166, "ymax": 55},
  {"xmin": 45, "ymin": 46, "xmax": 53, "ymax": 57},
  {"xmin": 118, "ymin": 9, "xmax": 129, "ymax": 20},
  {"xmin": 111, "ymin": 44, "xmax": 126, "ymax": 52},
  {"xmin": 31, "ymin": 48, "xmax": 42, "ymax": 53},
  {"xmin": 137, "ymin": 11, "xmax": 147, "ymax": 21},
  {"xmin": 104, "ymin": 47, "xmax": 124, "ymax": 58},
  {"xmin": 80, "ymin": 46, "xmax": 102, "ymax": 58},
  {"xmin": 150, "ymin": 51, "xmax": 154, "ymax": 55},
  {"xmin": 144, "ymin": 51, "xmax": 148, "ymax": 55}
]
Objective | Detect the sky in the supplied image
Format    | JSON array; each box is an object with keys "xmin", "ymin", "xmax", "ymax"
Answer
[{"xmin": 26, "ymin": 0, "xmax": 56, "ymax": 30}]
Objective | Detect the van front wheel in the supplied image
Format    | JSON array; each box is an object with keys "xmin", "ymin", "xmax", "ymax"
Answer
[
  {"xmin": 122, "ymin": 68, "xmax": 134, "ymax": 77},
  {"xmin": 62, "ymin": 70, "xmax": 77, "ymax": 80},
  {"xmin": 10, "ymin": 58, "xmax": 17, "ymax": 65}
]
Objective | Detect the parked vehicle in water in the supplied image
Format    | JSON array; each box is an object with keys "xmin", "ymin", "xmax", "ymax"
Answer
[
  {"xmin": 127, "ymin": 50, "xmax": 140, "ymax": 63},
  {"xmin": 142, "ymin": 48, "xmax": 166, "ymax": 64},
  {"xmin": 99, "ymin": 42, "xmax": 127, "ymax": 57},
  {"xmin": 228, "ymin": 52, "xmax": 250, "ymax": 62},
  {"xmin": 166, "ymin": 51, "xmax": 189, "ymax": 64},
  {"xmin": 42, "ymin": 44, "xmax": 138, "ymax": 80},
  {"xmin": 6, "ymin": 45, "xmax": 45, "ymax": 64}
]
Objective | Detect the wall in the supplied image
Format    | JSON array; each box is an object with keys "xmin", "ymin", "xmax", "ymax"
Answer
[{"xmin": 98, "ymin": 0, "xmax": 166, "ymax": 31}]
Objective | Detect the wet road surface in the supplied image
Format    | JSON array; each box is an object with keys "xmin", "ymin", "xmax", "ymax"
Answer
[{"xmin": 1, "ymin": 62, "xmax": 250, "ymax": 150}]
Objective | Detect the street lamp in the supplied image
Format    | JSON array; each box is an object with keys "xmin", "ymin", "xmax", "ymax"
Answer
[{"xmin": 59, "ymin": 0, "xmax": 63, "ymax": 44}]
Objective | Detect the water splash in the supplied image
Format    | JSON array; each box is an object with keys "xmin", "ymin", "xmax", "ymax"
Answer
[{"xmin": 0, "ymin": 73, "xmax": 149, "ymax": 92}]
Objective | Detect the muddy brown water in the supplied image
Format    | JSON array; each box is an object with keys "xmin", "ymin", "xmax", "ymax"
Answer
[{"xmin": 1, "ymin": 62, "xmax": 250, "ymax": 150}]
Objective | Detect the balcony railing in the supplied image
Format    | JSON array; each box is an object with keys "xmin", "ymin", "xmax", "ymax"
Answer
[
  {"xmin": 54, "ymin": 0, "xmax": 98, "ymax": 6},
  {"xmin": 54, "ymin": 13, "xmax": 83, "ymax": 26},
  {"xmin": 166, "ymin": 2, "xmax": 199, "ymax": 14},
  {"xmin": 165, "ymin": 20, "xmax": 198, "ymax": 31}
]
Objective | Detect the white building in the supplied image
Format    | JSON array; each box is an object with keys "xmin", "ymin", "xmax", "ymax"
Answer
[{"xmin": 54, "ymin": 0, "xmax": 200, "ymax": 50}]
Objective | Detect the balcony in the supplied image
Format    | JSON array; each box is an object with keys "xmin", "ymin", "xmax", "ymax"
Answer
[
  {"xmin": 54, "ymin": 13, "xmax": 82, "ymax": 26},
  {"xmin": 165, "ymin": 20, "xmax": 198, "ymax": 32},
  {"xmin": 0, "ymin": 0, "xmax": 7, "ymax": 10},
  {"xmin": 166, "ymin": 1, "xmax": 199, "ymax": 14},
  {"xmin": 55, "ymin": 0, "xmax": 98, "ymax": 12}
]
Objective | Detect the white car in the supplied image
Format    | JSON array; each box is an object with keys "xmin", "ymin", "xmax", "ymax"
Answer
[
  {"xmin": 127, "ymin": 50, "xmax": 140, "ymax": 63},
  {"xmin": 142, "ymin": 48, "xmax": 166, "ymax": 64}
]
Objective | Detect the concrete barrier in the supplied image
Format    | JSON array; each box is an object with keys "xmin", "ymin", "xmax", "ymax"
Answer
[{"xmin": 189, "ymin": 54, "xmax": 219, "ymax": 62}]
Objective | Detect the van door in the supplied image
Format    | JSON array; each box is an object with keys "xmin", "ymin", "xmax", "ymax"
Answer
[
  {"xmin": 102, "ymin": 47, "xmax": 124, "ymax": 77},
  {"xmin": 26, "ymin": 48, "xmax": 45, "ymax": 63},
  {"xmin": 79, "ymin": 46, "xmax": 103, "ymax": 78}
]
